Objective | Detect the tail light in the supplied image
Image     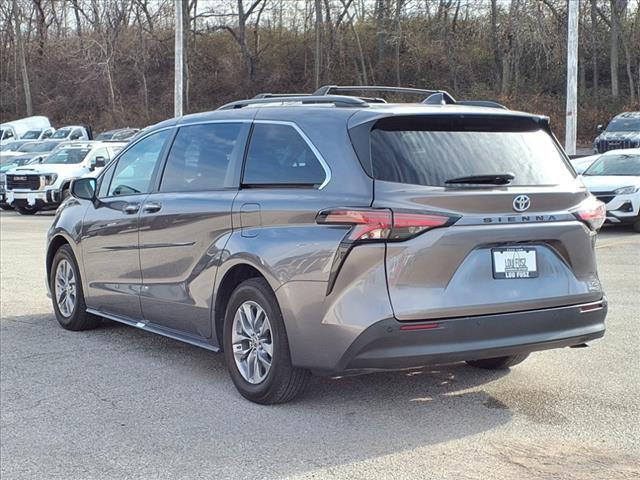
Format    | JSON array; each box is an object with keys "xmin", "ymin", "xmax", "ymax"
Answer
[
  {"xmin": 573, "ymin": 196, "xmax": 606, "ymax": 231},
  {"xmin": 317, "ymin": 208, "xmax": 458, "ymax": 294},
  {"xmin": 316, "ymin": 208, "xmax": 456, "ymax": 241}
]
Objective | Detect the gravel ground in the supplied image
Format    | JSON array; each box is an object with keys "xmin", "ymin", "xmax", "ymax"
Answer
[{"xmin": 1, "ymin": 210, "xmax": 639, "ymax": 480}]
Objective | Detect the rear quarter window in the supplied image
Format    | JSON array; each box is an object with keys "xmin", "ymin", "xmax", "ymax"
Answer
[
  {"xmin": 370, "ymin": 116, "xmax": 575, "ymax": 187},
  {"xmin": 243, "ymin": 123, "xmax": 326, "ymax": 187}
]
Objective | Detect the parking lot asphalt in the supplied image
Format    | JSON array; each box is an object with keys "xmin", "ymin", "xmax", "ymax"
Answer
[{"xmin": 1, "ymin": 210, "xmax": 639, "ymax": 480}]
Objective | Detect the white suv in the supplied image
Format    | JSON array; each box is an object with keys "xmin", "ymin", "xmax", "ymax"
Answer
[{"xmin": 4, "ymin": 141, "xmax": 126, "ymax": 214}]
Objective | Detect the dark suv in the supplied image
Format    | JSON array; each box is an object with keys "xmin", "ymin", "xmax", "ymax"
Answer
[
  {"xmin": 46, "ymin": 86, "xmax": 607, "ymax": 404},
  {"xmin": 594, "ymin": 111, "xmax": 640, "ymax": 153}
]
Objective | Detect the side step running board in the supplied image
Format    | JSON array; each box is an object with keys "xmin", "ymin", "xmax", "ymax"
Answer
[{"xmin": 86, "ymin": 308, "xmax": 220, "ymax": 352}]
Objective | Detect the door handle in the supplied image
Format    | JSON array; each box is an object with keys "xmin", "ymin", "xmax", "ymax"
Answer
[
  {"xmin": 142, "ymin": 201, "xmax": 162, "ymax": 213},
  {"xmin": 122, "ymin": 203, "xmax": 140, "ymax": 214}
]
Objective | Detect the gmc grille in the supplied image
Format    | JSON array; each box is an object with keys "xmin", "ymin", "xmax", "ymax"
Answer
[{"xmin": 6, "ymin": 174, "xmax": 41, "ymax": 191}]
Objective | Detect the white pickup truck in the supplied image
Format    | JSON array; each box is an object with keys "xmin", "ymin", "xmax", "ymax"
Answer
[
  {"xmin": 4, "ymin": 141, "xmax": 125, "ymax": 214},
  {"xmin": 0, "ymin": 116, "xmax": 52, "ymax": 145}
]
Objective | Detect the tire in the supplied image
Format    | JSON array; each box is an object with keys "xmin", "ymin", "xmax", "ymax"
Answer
[
  {"xmin": 0, "ymin": 203, "xmax": 13, "ymax": 211},
  {"xmin": 633, "ymin": 219, "xmax": 640, "ymax": 233},
  {"xmin": 16, "ymin": 205, "xmax": 39, "ymax": 215},
  {"xmin": 223, "ymin": 277, "xmax": 310, "ymax": 404},
  {"xmin": 50, "ymin": 244, "xmax": 101, "ymax": 331},
  {"xmin": 466, "ymin": 353, "xmax": 530, "ymax": 370}
]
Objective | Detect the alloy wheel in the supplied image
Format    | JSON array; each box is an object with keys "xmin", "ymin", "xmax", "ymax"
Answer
[
  {"xmin": 231, "ymin": 300, "xmax": 273, "ymax": 384},
  {"xmin": 55, "ymin": 259, "xmax": 76, "ymax": 317}
]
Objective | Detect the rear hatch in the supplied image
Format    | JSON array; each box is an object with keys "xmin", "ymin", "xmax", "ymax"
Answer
[{"xmin": 357, "ymin": 113, "xmax": 605, "ymax": 321}]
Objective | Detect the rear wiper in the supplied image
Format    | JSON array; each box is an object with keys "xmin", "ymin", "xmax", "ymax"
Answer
[{"xmin": 444, "ymin": 173, "xmax": 515, "ymax": 185}]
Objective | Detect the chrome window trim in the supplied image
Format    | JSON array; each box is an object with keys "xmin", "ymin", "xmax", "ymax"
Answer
[{"xmin": 252, "ymin": 120, "xmax": 332, "ymax": 190}]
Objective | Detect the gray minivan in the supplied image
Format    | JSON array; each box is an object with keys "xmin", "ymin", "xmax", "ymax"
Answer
[{"xmin": 46, "ymin": 86, "xmax": 607, "ymax": 404}]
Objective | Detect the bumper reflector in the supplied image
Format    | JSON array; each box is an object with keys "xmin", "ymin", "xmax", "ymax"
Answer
[{"xmin": 400, "ymin": 323, "xmax": 440, "ymax": 331}]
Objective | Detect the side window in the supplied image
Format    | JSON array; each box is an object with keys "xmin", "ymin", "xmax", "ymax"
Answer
[
  {"xmin": 5, "ymin": 130, "xmax": 14, "ymax": 139},
  {"xmin": 107, "ymin": 130, "xmax": 171, "ymax": 196},
  {"xmin": 243, "ymin": 124, "xmax": 326, "ymax": 187},
  {"xmin": 160, "ymin": 123, "xmax": 243, "ymax": 192},
  {"xmin": 43, "ymin": 129, "xmax": 53, "ymax": 139},
  {"xmin": 70, "ymin": 129, "xmax": 82, "ymax": 140},
  {"xmin": 97, "ymin": 161, "xmax": 117, "ymax": 198},
  {"xmin": 88, "ymin": 147, "xmax": 109, "ymax": 164}
]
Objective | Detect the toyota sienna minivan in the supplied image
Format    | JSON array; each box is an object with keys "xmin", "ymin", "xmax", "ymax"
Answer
[{"xmin": 46, "ymin": 86, "xmax": 607, "ymax": 404}]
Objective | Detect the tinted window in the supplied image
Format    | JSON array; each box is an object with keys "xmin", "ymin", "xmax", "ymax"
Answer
[
  {"xmin": 243, "ymin": 124, "xmax": 326, "ymax": 186},
  {"xmin": 370, "ymin": 116, "xmax": 575, "ymax": 187},
  {"xmin": 161, "ymin": 123, "xmax": 243, "ymax": 192},
  {"xmin": 108, "ymin": 130, "xmax": 170, "ymax": 196}
]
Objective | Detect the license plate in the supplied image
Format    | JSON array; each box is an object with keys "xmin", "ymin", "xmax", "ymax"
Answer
[{"xmin": 492, "ymin": 247, "xmax": 538, "ymax": 279}]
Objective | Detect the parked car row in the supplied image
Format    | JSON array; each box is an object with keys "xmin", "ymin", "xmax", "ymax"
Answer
[
  {"xmin": 1, "ymin": 115, "xmax": 140, "ymax": 146},
  {"xmin": 0, "ymin": 121, "xmax": 137, "ymax": 213},
  {"xmin": 0, "ymin": 141, "xmax": 126, "ymax": 215}
]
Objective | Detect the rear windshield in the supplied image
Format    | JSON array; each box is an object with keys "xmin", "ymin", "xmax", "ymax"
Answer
[{"xmin": 370, "ymin": 116, "xmax": 575, "ymax": 187}]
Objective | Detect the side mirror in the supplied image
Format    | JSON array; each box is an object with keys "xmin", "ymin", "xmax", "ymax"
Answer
[
  {"xmin": 91, "ymin": 156, "xmax": 106, "ymax": 169},
  {"xmin": 596, "ymin": 124, "xmax": 604, "ymax": 134},
  {"xmin": 70, "ymin": 177, "xmax": 96, "ymax": 201}
]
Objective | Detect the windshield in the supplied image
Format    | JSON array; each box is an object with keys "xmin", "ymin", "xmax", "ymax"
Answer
[
  {"xmin": 0, "ymin": 143, "xmax": 22, "ymax": 152},
  {"xmin": 51, "ymin": 128, "xmax": 71, "ymax": 139},
  {"xmin": 584, "ymin": 154, "xmax": 640, "ymax": 176},
  {"xmin": 21, "ymin": 130, "xmax": 41, "ymax": 139},
  {"xmin": 370, "ymin": 116, "xmax": 575, "ymax": 187},
  {"xmin": 1, "ymin": 157, "xmax": 32, "ymax": 170},
  {"xmin": 95, "ymin": 132, "xmax": 114, "ymax": 140},
  {"xmin": 606, "ymin": 118, "xmax": 640, "ymax": 132},
  {"xmin": 42, "ymin": 148, "xmax": 91, "ymax": 165},
  {"xmin": 18, "ymin": 142, "xmax": 57, "ymax": 153}
]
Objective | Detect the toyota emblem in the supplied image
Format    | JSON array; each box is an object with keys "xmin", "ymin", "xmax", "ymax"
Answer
[{"xmin": 513, "ymin": 195, "xmax": 531, "ymax": 212}]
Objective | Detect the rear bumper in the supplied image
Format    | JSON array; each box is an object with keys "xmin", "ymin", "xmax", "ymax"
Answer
[{"xmin": 329, "ymin": 299, "xmax": 606, "ymax": 374}]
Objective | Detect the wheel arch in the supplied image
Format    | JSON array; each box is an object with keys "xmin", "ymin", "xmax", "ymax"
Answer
[
  {"xmin": 213, "ymin": 262, "xmax": 273, "ymax": 350},
  {"xmin": 46, "ymin": 233, "xmax": 78, "ymax": 286}
]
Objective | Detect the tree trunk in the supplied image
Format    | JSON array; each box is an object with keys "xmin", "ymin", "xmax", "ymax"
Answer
[
  {"xmin": 590, "ymin": 0, "xmax": 598, "ymax": 96},
  {"xmin": 314, "ymin": 0, "xmax": 322, "ymax": 89},
  {"xmin": 490, "ymin": 0, "xmax": 501, "ymax": 91},
  {"xmin": 13, "ymin": 0, "xmax": 32, "ymax": 115},
  {"xmin": 394, "ymin": 0, "xmax": 403, "ymax": 86},
  {"xmin": 610, "ymin": 0, "xmax": 619, "ymax": 97}
]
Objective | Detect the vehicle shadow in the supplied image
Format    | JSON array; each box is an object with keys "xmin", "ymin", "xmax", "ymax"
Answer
[{"xmin": 2, "ymin": 313, "xmax": 514, "ymax": 479}]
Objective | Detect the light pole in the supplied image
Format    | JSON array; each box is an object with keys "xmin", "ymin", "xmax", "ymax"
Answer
[{"xmin": 174, "ymin": 0, "xmax": 183, "ymax": 118}]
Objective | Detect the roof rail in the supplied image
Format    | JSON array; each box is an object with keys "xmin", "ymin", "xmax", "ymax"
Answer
[
  {"xmin": 314, "ymin": 85, "xmax": 457, "ymax": 104},
  {"xmin": 217, "ymin": 95, "xmax": 368, "ymax": 110},
  {"xmin": 252, "ymin": 93, "xmax": 311, "ymax": 99}
]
